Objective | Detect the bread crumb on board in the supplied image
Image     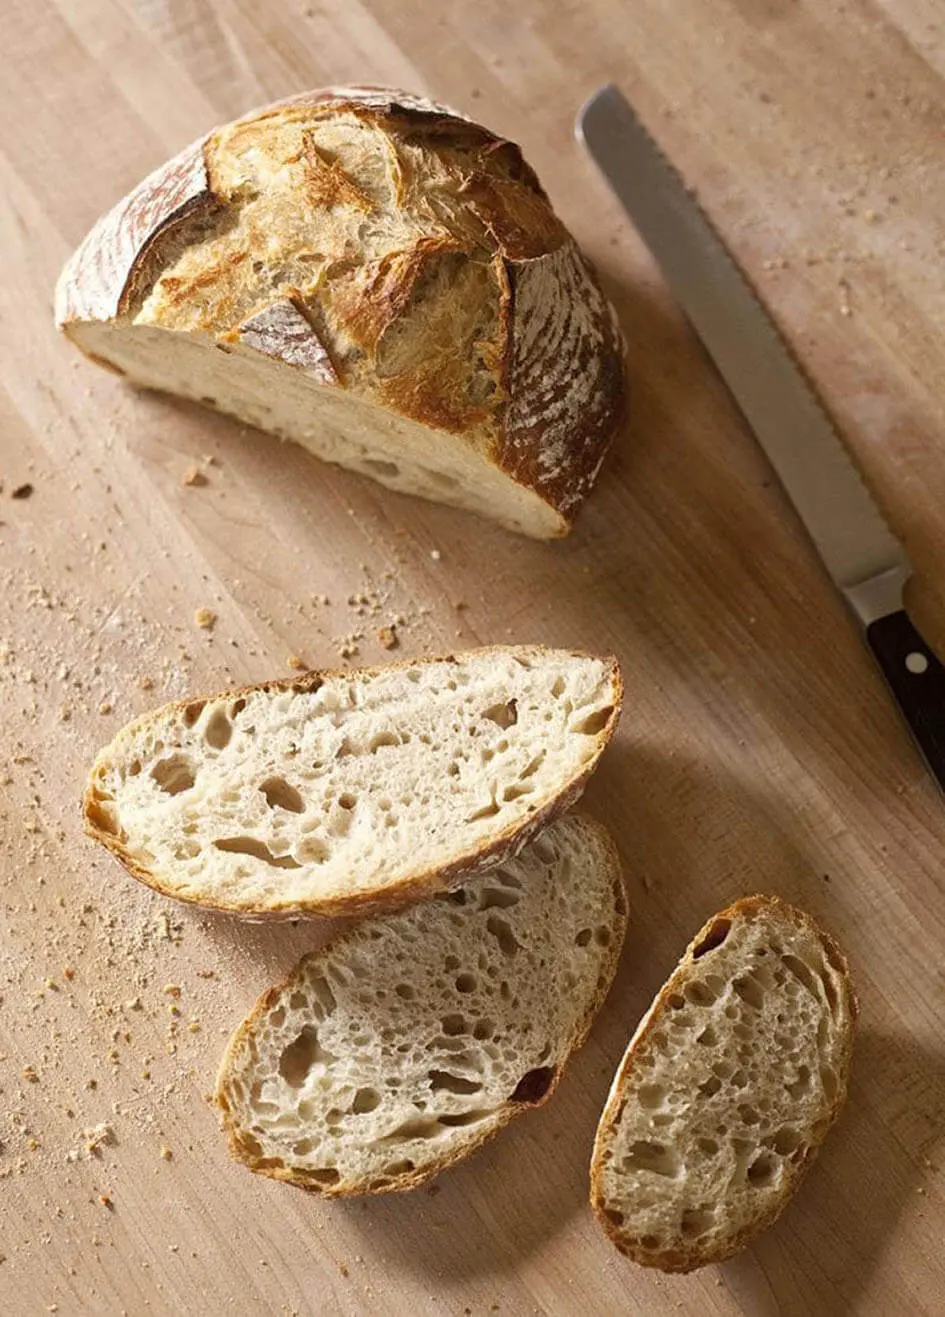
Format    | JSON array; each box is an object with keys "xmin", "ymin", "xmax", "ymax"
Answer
[
  {"xmin": 377, "ymin": 625, "xmax": 398, "ymax": 650},
  {"xmin": 181, "ymin": 467, "xmax": 208, "ymax": 487},
  {"xmin": 194, "ymin": 607, "xmax": 216, "ymax": 630}
]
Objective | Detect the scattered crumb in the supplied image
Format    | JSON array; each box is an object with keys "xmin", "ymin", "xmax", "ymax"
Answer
[
  {"xmin": 162, "ymin": 984, "xmax": 181, "ymax": 998},
  {"xmin": 181, "ymin": 467, "xmax": 207, "ymax": 487},
  {"xmin": 11, "ymin": 483, "xmax": 34, "ymax": 500},
  {"xmin": 63, "ymin": 967, "xmax": 75, "ymax": 980},
  {"xmin": 160, "ymin": 1146, "xmax": 172, "ymax": 1161},
  {"xmin": 286, "ymin": 654, "xmax": 307, "ymax": 670},
  {"xmin": 377, "ymin": 625, "xmax": 398, "ymax": 650},
  {"xmin": 22, "ymin": 1066, "xmax": 39, "ymax": 1083},
  {"xmin": 98, "ymin": 701, "xmax": 113, "ymax": 715},
  {"xmin": 339, "ymin": 1263, "xmax": 350, "ymax": 1278},
  {"xmin": 429, "ymin": 548, "xmax": 441, "ymax": 561},
  {"xmin": 98, "ymin": 1195, "xmax": 113, "ymax": 1210},
  {"xmin": 59, "ymin": 704, "xmax": 71, "ymax": 722},
  {"xmin": 194, "ymin": 607, "xmax": 216, "ymax": 630},
  {"xmin": 138, "ymin": 675, "xmax": 155, "ymax": 691}
]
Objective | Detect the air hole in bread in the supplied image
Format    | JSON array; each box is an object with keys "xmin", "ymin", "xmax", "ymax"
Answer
[
  {"xmin": 730, "ymin": 1068, "xmax": 748, "ymax": 1089},
  {"xmin": 466, "ymin": 799, "xmax": 500, "ymax": 822},
  {"xmin": 638, "ymin": 1084, "xmax": 666, "ymax": 1110},
  {"xmin": 441, "ymin": 1013, "xmax": 466, "ymax": 1035},
  {"xmin": 297, "ymin": 836, "xmax": 330, "ymax": 863},
  {"xmin": 204, "ymin": 706, "xmax": 233, "ymax": 750},
  {"xmin": 182, "ymin": 701, "xmax": 205, "ymax": 728},
  {"xmin": 447, "ymin": 761, "xmax": 461, "ymax": 777},
  {"xmin": 310, "ymin": 975, "xmax": 337, "ymax": 1019},
  {"xmin": 785, "ymin": 1064, "xmax": 811, "ymax": 1098},
  {"xmin": 571, "ymin": 705, "xmax": 614, "ymax": 735},
  {"xmin": 351, "ymin": 1087, "xmax": 381, "ymax": 1114},
  {"xmin": 733, "ymin": 975, "xmax": 765, "ymax": 1010},
  {"xmin": 624, "ymin": 1140, "xmax": 680, "ymax": 1178},
  {"xmin": 429, "ymin": 1070, "xmax": 483, "ymax": 1096},
  {"xmin": 269, "ymin": 1007, "xmax": 286, "ymax": 1029},
  {"xmin": 301, "ymin": 1167, "xmax": 340, "ymax": 1186},
  {"xmin": 369, "ymin": 731, "xmax": 400, "ymax": 752},
  {"xmin": 510, "ymin": 1066, "xmax": 556, "ymax": 1104},
  {"xmin": 486, "ymin": 915, "xmax": 520, "ymax": 957},
  {"xmin": 767, "ymin": 1126, "xmax": 803, "ymax": 1155},
  {"xmin": 394, "ymin": 983, "xmax": 415, "ymax": 1001},
  {"xmin": 781, "ymin": 954, "xmax": 819, "ymax": 1000},
  {"xmin": 278, "ymin": 1026, "xmax": 335, "ymax": 1087},
  {"xmin": 681, "ymin": 1207, "xmax": 714, "ymax": 1238},
  {"xmin": 260, "ymin": 776, "xmax": 304, "ymax": 813},
  {"xmin": 738, "ymin": 1104, "xmax": 760, "ymax": 1125},
  {"xmin": 640, "ymin": 1234, "xmax": 661, "ymax": 1250},
  {"xmin": 692, "ymin": 917, "xmax": 732, "ymax": 959},
  {"xmin": 595, "ymin": 926, "xmax": 611, "ymax": 947},
  {"xmin": 455, "ymin": 973, "xmax": 477, "ymax": 993},
  {"xmin": 483, "ymin": 700, "xmax": 517, "ymax": 729},
  {"xmin": 362, "ymin": 458, "xmax": 400, "ymax": 478},
  {"xmin": 478, "ymin": 886, "xmax": 519, "ymax": 912},
  {"xmin": 685, "ymin": 977, "xmax": 721, "ymax": 1007},
  {"xmin": 438, "ymin": 1109, "xmax": 491, "ymax": 1127},
  {"xmin": 697, "ymin": 1136, "xmax": 720, "ymax": 1155},
  {"xmin": 747, "ymin": 1150, "xmax": 778, "ymax": 1187},
  {"xmin": 698, "ymin": 1075, "xmax": 722, "ymax": 1098},
  {"xmin": 472, "ymin": 1018, "xmax": 494, "ymax": 1040},
  {"xmin": 821, "ymin": 969, "xmax": 839, "ymax": 1015},
  {"xmin": 696, "ymin": 1026, "xmax": 718, "ymax": 1047},
  {"xmin": 214, "ymin": 836, "xmax": 302, "ymax": 868},
  {"xmin": 502, "ymin": 782, "xmax": 533, "ymax": 802},
  {"xmin": 576, "ymin": 928, "xmax": 593, "ymax": 948},
  {"xmin": 150, "ymin": 753, "xmax": 196, "ymax": 795}
]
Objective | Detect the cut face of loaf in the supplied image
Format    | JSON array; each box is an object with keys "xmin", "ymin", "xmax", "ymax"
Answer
[
  {"xmin": 85, "ymin": 646, "xmax": 621, "ymax": 917},
  {"xmin": 216, "ymin": 813, "xmax": 627, "ymax": 1195},
  {"xmin": 591, "ymin": 896, "xmax": 857, "ymax": 1272},
  {"xmin": 55, "ymin": 87, "xmax": 626, "ymax": 538}
]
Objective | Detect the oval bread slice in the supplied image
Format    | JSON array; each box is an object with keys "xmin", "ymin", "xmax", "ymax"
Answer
[
  {"xmin": 590, "ymin": 895, "xmax": 856, "ymax": 1271},
  {"xmin": 216, "ymin": 813, "xmax": 627, "ymax": 1194},
  {"xmin": 84, "ymin": 646, "xmax": 620, "ymax": 917}
]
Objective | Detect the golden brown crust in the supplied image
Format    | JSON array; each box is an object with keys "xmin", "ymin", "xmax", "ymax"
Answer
[
  {"xmin": 214, "ymin": 813, "xmax": 628, "ymax": 1195},
  {"xmin": 83, "ymin": 645, "xmax": 623, "ymax": 919},
  {"xmin": 589, "ymin": 894, "xmax": 857, "ymax": 1272},
  {"xmin": 57, "ymin": 86, "xmax": 626, "ymax": 535}
]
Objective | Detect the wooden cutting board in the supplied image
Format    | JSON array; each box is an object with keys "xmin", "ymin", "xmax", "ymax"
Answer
[{"xmin": 2, "ymin": 1, "xmax": 944, "ymax": 1313}]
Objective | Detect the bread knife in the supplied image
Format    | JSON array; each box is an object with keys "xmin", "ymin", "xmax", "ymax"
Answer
[{"xmin": 577, "ymin": 84, "xmax": 945, "ymax": 789}]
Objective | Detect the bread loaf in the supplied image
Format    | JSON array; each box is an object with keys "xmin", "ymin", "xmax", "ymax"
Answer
[
  {"xmin": 590, "ymin": 895, "xmax": 856, "ymax": 1271},
  {"xmin": 84, "ymin": 646, "xmax": 621, "ymax": 917},
  {"xmin": 56, "ymin": 87, "xmax": 626, "ymax": 537},
  {"xmin": 216, "ymin": 813, "xmax": 627, "ymax": 1194}
]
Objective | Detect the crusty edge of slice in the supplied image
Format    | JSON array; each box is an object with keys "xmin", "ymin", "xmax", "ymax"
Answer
[
  {"xmin": 83, "ymin": 645, "xmax": 622, "ymax": 919},
  {"xmin": 589, "ymin": 894, "xmax": 858, "ymax": 1272},
  {"xmin": 214, "ymin": 812, "xmax": 628, "ymax": 1194}
]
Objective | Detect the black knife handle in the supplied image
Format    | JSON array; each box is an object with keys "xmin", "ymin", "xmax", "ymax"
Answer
[{"xmin": 866, "ymin": 610, "xmax": 945, "ymax": 788}]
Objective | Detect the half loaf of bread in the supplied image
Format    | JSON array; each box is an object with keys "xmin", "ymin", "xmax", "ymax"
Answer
[
  {"xmin": 84, "ymin": 646, "xmax": 621, "ymax": 917},
  {"xmin": 216, "ymin": 813, "xmax": 626, "ymax": 1194},
  {"xmin": 590, "ymin": 895, "xmax": 856, "ymax": 1271},
  {"xmin": 55, "ymin": 87, "xmax": 625, "ymax": 537}
]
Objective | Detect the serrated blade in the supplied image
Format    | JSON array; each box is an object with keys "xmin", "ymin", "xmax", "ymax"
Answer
[{"xmin": 576, "ymin": 84, "xmax": 910, "ymax": 626}]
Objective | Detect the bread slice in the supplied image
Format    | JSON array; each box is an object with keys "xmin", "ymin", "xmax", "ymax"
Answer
[
  {"xmin": 84, "ymin": 646, "xmax": 621, "ymax": 917},
  {"xmin": 590, "ymin": 895, "xmax": 856, "ymax": 1272},
  {"xmin": 55, "ymin": 87, "xmax": 625, "ymax": 539},
  {"xmin": 216, "ymin": 813, "xmax": 626, "ymax": 1194}
]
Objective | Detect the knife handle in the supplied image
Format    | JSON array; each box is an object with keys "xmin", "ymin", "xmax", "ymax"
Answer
[{"xmin": 866, "ymin": 610, "xmax": 945, "ymax": 788}]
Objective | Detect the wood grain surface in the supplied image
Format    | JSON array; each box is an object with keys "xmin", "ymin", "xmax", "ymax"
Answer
[{"xmin": 2, "ymin": 1, "xmax": 944, "ymax": 1313}]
